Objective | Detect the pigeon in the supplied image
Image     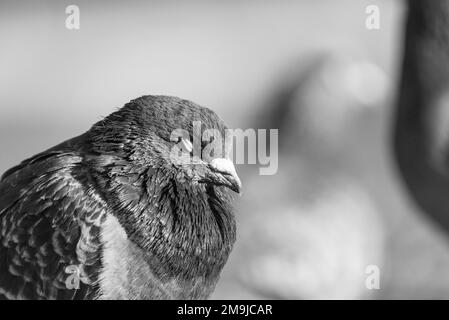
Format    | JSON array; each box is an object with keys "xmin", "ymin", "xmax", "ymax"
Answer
[
  {"xmin": 394, "ymin": 0, "xmax": 449, "ymax": 233},
  {"xmin": 0, "ymin": 95, "xmax": 241, "ymax": 300}
]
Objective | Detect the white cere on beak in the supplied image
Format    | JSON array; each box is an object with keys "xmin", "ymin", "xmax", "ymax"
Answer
[{"xmin": 210, "ymin": 158, "xmax": 242, "ymax": 189}]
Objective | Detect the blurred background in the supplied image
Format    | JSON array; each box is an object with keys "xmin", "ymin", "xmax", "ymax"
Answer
[{"xmin": 2, "ymin": 0, "xmax": 449, "ymax": 299}]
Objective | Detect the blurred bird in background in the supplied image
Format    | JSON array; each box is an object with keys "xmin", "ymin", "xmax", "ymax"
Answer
[
  {"xmin": 394, "ymin": 0, "xmax": 449, "ymax": 234},
  {"xmin": 221, "ymin": 54, "xmax": 389, "ymax": 299},
  {"xmin": 0, "ymin": 95, "xmax": 240, "ymax": 300}
]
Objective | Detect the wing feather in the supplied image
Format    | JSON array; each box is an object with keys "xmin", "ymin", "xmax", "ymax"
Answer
[{"xmin": 0, "ymin": 151, "xmax": 109, "ymax": 299}]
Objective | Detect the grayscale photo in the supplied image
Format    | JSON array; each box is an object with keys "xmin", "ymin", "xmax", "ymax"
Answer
[{"xmin": 0, "ymin": 0, "xmax": 448, "ymax": 307}]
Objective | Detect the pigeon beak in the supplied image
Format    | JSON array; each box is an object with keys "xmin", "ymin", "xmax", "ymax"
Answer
[{"xmin": 208, "ymin": 158, "xmax": 242, "ymax": 194}]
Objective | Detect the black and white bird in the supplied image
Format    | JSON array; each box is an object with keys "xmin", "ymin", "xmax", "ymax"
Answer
[
  {"xmin": 0, "ymin": 95, "xmax": 241, "ymax": 300},
  {"xmin": 394, "ymin": 0, "xmax": 449, "ymax": 233}
]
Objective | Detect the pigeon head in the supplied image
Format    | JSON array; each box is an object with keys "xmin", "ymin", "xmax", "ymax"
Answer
[
  {"xmin": 85, "ymin": 95, "xmax": 239, "ymax": 282},
  {"xmin": 89, "ymin": 95, "xmax": 241, "ymax": 194}
]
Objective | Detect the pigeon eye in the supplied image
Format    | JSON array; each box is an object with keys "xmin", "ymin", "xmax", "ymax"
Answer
[{"xmin": 179, "ymin": 137, "xmax": 193, "ymax": 154}]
